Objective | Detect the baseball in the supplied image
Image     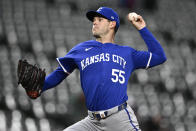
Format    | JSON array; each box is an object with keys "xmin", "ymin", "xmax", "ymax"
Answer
[{"xmin": 128, "ymin": 12, "xmax": 138, "ymax": 21}]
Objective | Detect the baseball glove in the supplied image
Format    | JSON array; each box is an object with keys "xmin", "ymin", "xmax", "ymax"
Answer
[{"xmin": 17, "ymin": 59, "xmax": 46, "ymax": 99}]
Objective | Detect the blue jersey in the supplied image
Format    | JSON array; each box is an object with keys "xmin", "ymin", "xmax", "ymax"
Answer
[{"xmin": 43, "ymin": 27, "xmax": 167, "ymax": 111}]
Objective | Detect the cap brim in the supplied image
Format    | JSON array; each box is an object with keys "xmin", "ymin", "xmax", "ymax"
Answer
[{"xmin": 86, "ymin": 11, "xmax": 107, "ymax": 21}]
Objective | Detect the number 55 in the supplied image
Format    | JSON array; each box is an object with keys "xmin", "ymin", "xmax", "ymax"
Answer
[{"xmin": 111, "ymin": 69, "xmax": 125, "ymax": 84}]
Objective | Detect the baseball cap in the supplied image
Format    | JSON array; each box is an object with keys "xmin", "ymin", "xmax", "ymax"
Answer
[{"xmin": 86, "ymin": 7, "xmax": 120, "ymax": 31}]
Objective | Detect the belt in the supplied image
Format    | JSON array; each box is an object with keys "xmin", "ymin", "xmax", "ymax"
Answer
[{"xmin": 88, "ymin": 102, "xmax": 127, "ymax": 120}]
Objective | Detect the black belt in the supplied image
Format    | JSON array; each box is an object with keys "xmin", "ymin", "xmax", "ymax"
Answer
[{"xmin": 88, "ymin": 102, "xmax": 127, "ymax": 120}]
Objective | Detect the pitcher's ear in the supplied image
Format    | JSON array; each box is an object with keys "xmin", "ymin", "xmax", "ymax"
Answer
[{"xmin": 109, "ymin": 21, "xmax": 116, "ymax": 30}]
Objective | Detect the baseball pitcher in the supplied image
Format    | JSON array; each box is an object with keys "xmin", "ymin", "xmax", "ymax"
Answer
[{"xmin": 17, "ymin": 7, "xmax": 167, "ymax": 131}]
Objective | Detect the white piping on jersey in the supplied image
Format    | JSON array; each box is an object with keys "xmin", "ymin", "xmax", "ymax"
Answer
[
  {"xmin": 56, "ymin": 58, "xmax": 70, "ymax": 75},
  {"xmin": 146, "ymin": 52, "xmax": 152, "ymax": 69}
]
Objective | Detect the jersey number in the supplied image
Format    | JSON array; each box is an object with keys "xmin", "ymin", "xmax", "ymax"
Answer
[{"xmin": 111, "ymin": 69, "xmax": 125, "ymax": 84}]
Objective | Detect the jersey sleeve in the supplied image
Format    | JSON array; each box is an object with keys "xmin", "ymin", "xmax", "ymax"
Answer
[
  {"xmin": 132, "ymin": 49, "xmax": 152, "ymax": 69},
  {"xmin": 132, "ymin": 27, "xmax": 167, "ymax": 70},
  {"xmin": 56, "ymin": 48, "xmax": 78, "ymax": 74},
  {"xmin": 42, "ymin": 66, "xmax": 68, "ymax": 92}
]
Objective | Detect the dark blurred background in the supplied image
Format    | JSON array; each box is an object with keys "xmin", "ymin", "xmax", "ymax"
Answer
[{"xmin": 0, "ymin": 0, "xmax": 196, "ymax": 131}]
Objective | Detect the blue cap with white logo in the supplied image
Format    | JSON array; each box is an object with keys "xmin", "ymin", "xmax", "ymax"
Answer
[{"xmin": 86, "ymin": 7, "xmax": 120, "ymax": 32}]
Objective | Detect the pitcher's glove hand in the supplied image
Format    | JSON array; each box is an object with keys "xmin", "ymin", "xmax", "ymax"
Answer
[{"xmin": 17, "ymin": 59, "xmax": 46, "ymax": 99}]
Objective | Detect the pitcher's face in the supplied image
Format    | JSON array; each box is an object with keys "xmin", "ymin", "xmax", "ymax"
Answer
[{"xmin": 92, "ymin": 17, "xmax": 111, "ymax": 38}]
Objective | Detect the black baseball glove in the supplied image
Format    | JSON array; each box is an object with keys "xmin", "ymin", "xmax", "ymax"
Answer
[{"xmin": 17, "ymin": 59, "xmax": 46, "ymax": 99}]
